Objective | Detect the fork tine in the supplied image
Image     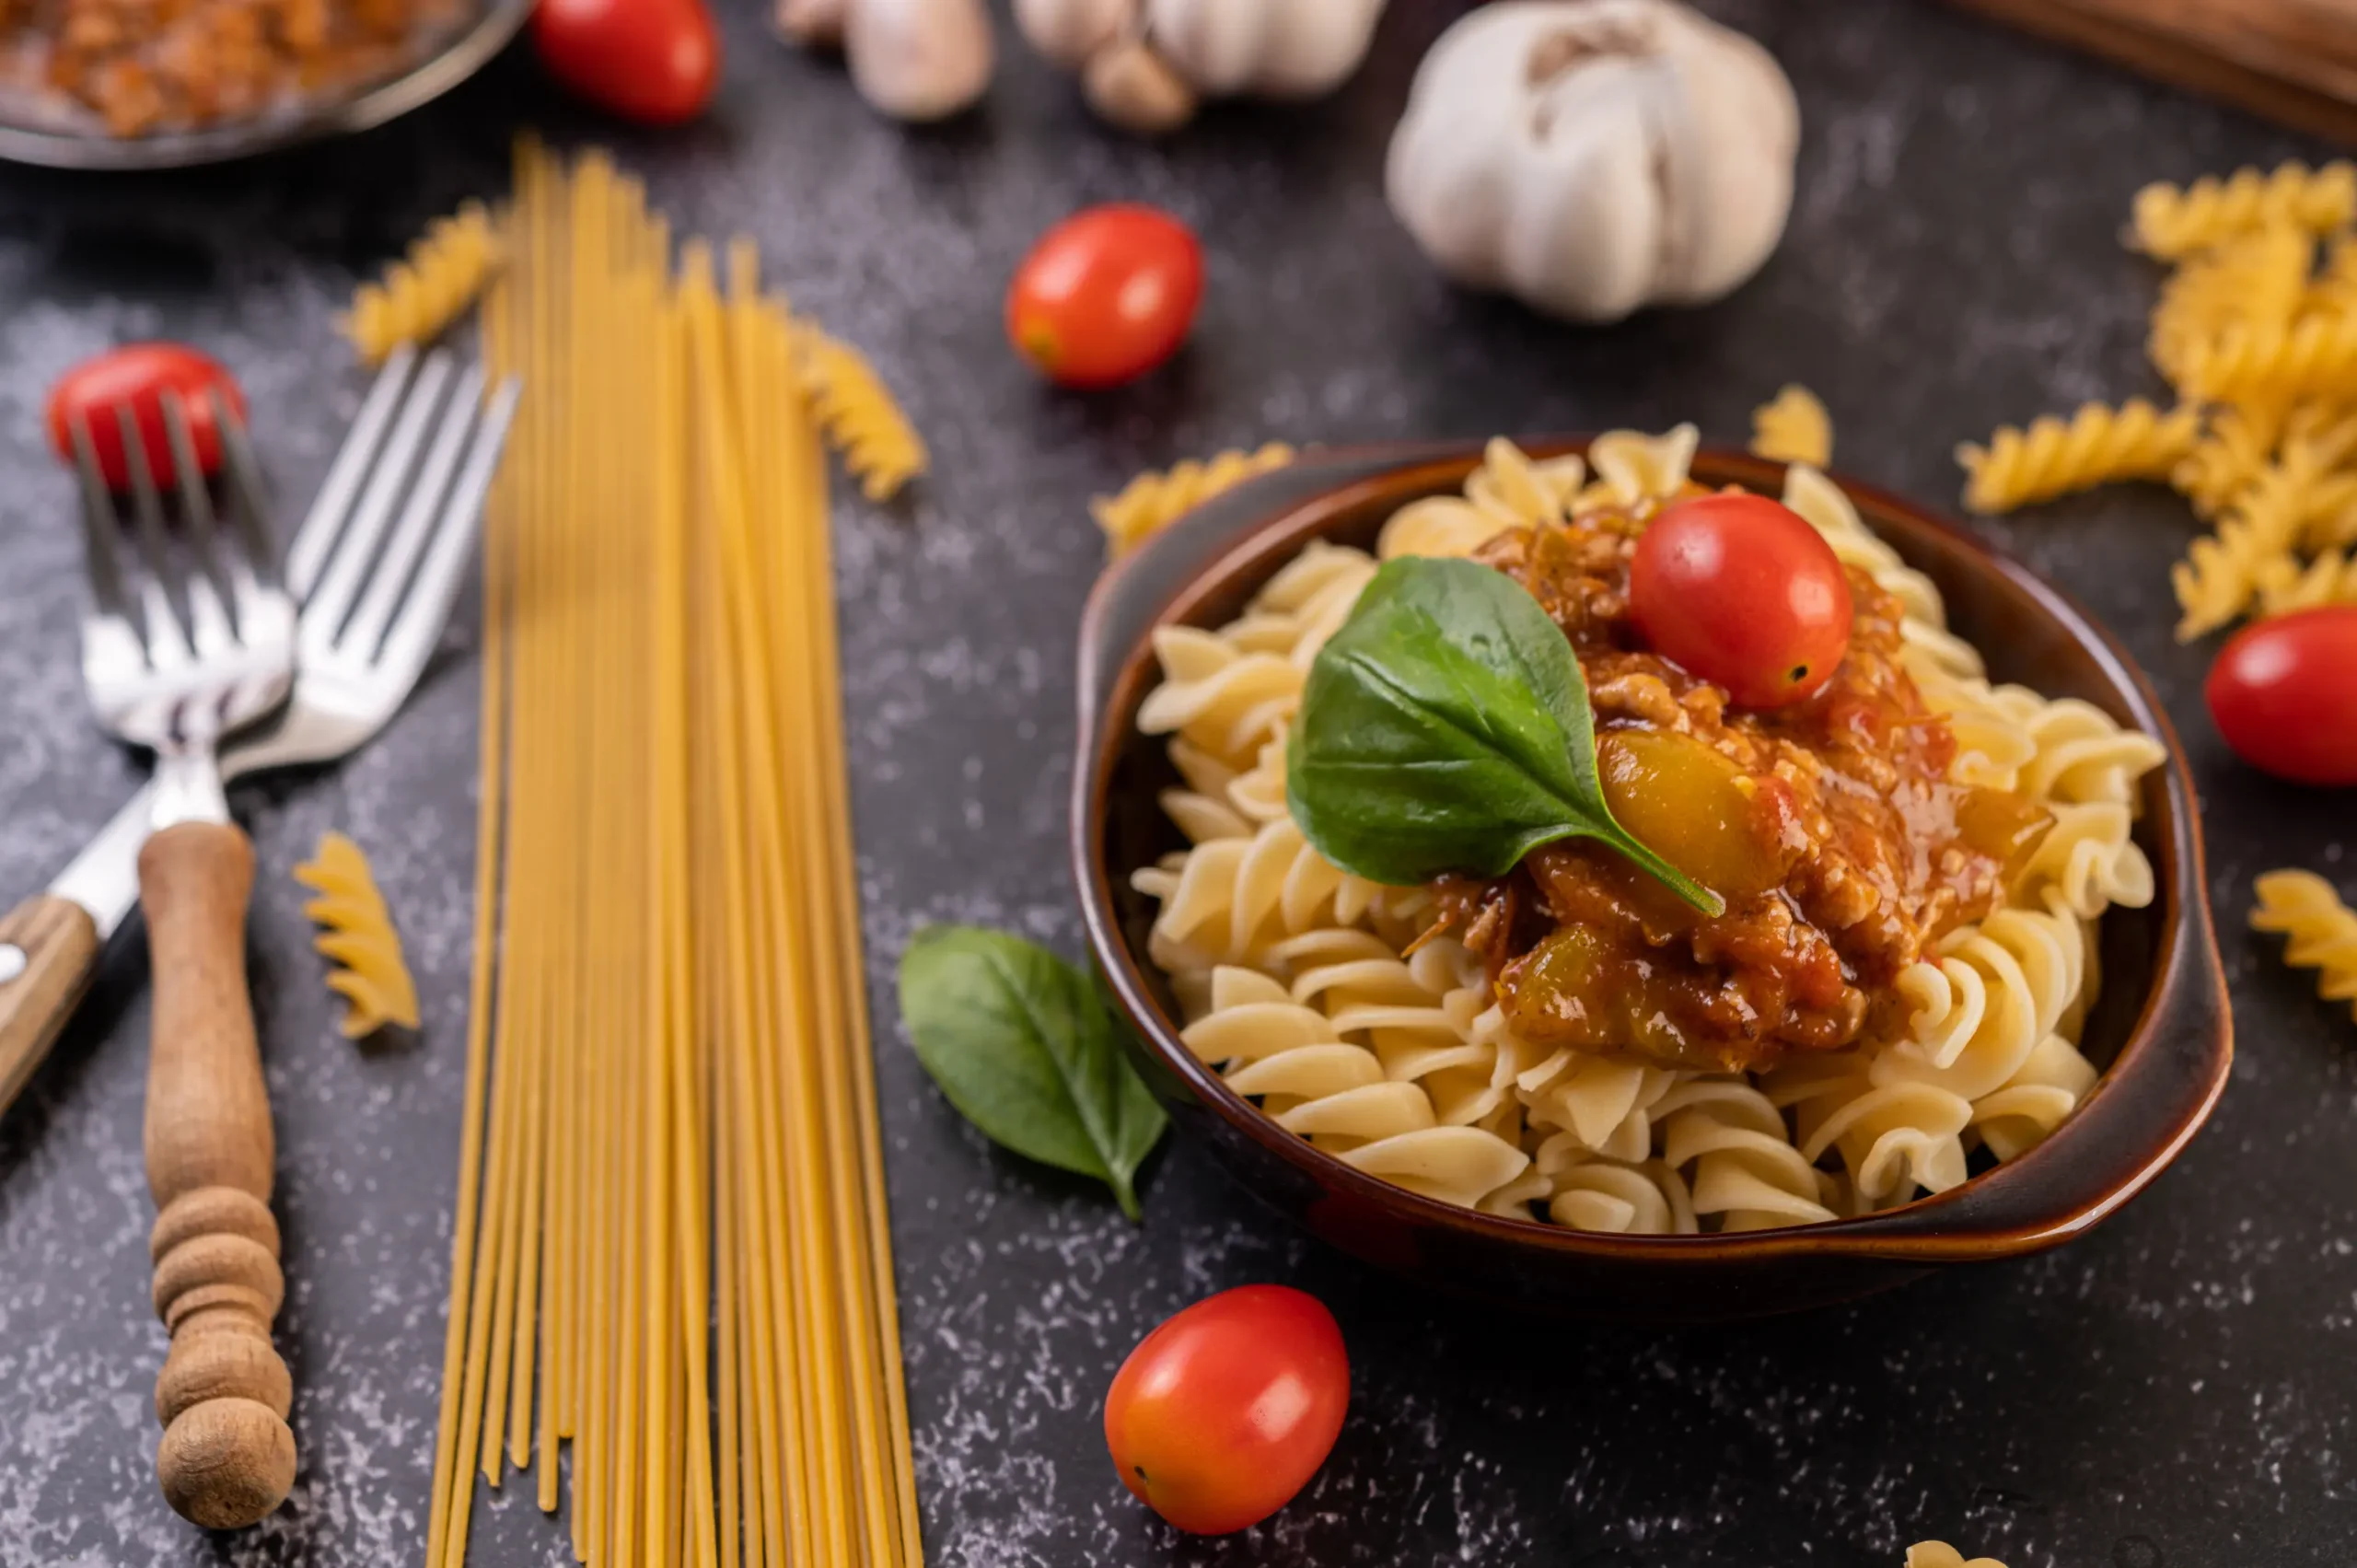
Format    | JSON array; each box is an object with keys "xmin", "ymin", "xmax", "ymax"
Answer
[
  {"xmin": 113, "ymin": 402, "xmax": 192, "ymax": 668},
  {"xmin": 301, "ymin": 350, "xmax": 456, "ymax": 653},
  {"xmin": 157, "ymin": 392, "xmax": 237, "ymax": 661},
  {"xmin": 209, "ymin": 388, "xmax": 279, "ymax": 589},
  {"xmin": 377, "ymin": 376, "xmax": 521, "ymax": 682},
  {"xmin": 66, "ymin": 411, "xmax": 133, "ymax": 621},
  {"xmin": 340, "ymin": 363, "xmax": 488, "ymax": 659},
  {"xmin": 285, "ymin": 343, "xmax": 420, "ymax": 600}
]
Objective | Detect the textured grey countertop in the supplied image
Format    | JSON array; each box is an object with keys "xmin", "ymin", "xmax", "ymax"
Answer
[{"xmin": 3, "ymin": 4, "xmax": 2354, "ymax": 1564}]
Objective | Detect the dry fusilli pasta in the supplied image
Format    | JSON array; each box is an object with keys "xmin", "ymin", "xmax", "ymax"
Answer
[
  {"xmin": 2180, "ymin": 314, "xmax": 2357, "ymax": 405},
  {"xmin": 1905, "ymin": 1544, "xmax": 2009, "ymax": 1568},
  {"xmin": 342, "ymin": 201, "xmax": 502, "ymax": 366},
  {"xmin": 1093, "ymin": 443, "xmax": 1296, "ymax": 558},
  {"xmin": 2148, "ymin": 225, "xmax": 2310, "ymax": 381},
  {"xmin": 2129, "ymin": 160, "xmax": 2357, "ymax": 260},
  {"xmin": 2255, "ymin": 545, "xmax": 2357, "ymax": 616},
  {"xmin": 294, "ymin": 830, "xmax": 420, "ymax": 1039},
  {"xmin": 1954, "ymin": 399, "xmax": 2198, "ymax": 514},
  {"xmin": 2251, "ymin": 870, "xmax": 2357, "ymax": 1025},
  {"xmin": 797, "ymin": 327, "xmax": 926, "ymax": 502},
  {"xmin": 1749, "ymin": 383, "xmax": 1831, "ymax": 468}
]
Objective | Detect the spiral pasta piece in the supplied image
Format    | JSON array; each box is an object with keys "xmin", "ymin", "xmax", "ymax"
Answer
[
  {"xmin": 1972, "ymin": 1033, "xmax": 2099, "ymax": 1162},
  {"xmin": 2017, "ymin": 697, "xmax": 2168, "ymax": 807},
  {"xmin": 1656, "ymin": 1080, "xmax": 1838, "ymax": 1231},
  {"xmin": 1093, "ymin": 443, "xmax": 1295, "ymax": 558},
  {"xmin": 2171, "ymin": 401, "xmax": 2290, "ymax": 517},
  {"xmin": 2148, "ymin": 225, "xmax": 2310, "ymax": 381},
  {"xmin": 1545, "ymin": 1160, "xmax": 1697, "ymax": 1235},
  {"xmin": 294, "ymin": 830, "xmax": 421, "ymax": 1039},
  {"xmin": 2129, "ymin": 160, "xmax": 2357, "ymax": 259},
  {"xmin": 342, "ymin": 201, "xmax": 501, "ymax": 366},
  {"xmin": 2255, "ymin": 545, "xmax": 2357, "ymax": 616},
  {"xmin": 1749, "ymin": 384, "xmax": 1832, "ymax": 467},
  {"xmin": 1954, "ymin": 399, "xmax": 2199, "ymax": 513},
  {"xmin": 2180, "ymin": 314, "xmax": 2357, "ymax": 405},
  {"xmin": 1585, "ymin": 423, "xmax": 1701, "ymax": 508},
  {"xmin": 1377, "ymin": 439, "xmax": 1588, "ymax": 561},
  {"xmin": 1904, "ymin": 1543, "xmax": 2010, "ymax": 1568},
  {"xmin": 2251, "ymin": 870, "xmax": 2357, "ymax": 1024},
  {"xmin": 1135, "ymin": 624, "xmax": 1302, "ymax": 765},
  {"xmin": 797, "ymin": 326, "xmax": 926, "ymax": 501}
]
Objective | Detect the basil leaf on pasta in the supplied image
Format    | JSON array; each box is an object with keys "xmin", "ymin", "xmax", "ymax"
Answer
[
  {"xmin": 897, "ymin": 924, "xmax": 1167, "ymax": 1220},
  {"xmin": 1285, "ymin": 555, "xmax": 1721, "ymax": 914}
]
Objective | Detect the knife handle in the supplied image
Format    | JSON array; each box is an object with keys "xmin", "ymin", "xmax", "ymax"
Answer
[
  {"xmin": 0, "ymin": 892, "xmax": 102, "ymax": 1117},
  {"xmin": 138, "ymin": 821, "xmax": 296, "ymax": 1530}
]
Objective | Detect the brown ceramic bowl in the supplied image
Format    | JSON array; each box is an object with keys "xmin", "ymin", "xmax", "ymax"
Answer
[{"xmin": 1072, "ymin": 438, "xmax": 2233, "ymax": 1320}]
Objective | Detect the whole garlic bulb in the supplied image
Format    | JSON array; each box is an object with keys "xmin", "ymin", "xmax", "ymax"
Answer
[
  {"xmin": 1385, "ymin": 0, "xmax": 1799, "ymax": 323},
  {"xmin": 785, "ymin": 0, "xmax": 993, "ymax": 121},
  {"xmin": 1015, "ymin": 0, "xmax": 1386, "ymax": 134}
]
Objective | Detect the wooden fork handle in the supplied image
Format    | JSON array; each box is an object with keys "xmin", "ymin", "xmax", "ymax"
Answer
[
  {"xmin": 0, "ymin": 893, "xmax": 102, "ymax": 1117},
  {"xmin": 138, "ymin": 821, "xmax": 296, "ymax": 1529}
]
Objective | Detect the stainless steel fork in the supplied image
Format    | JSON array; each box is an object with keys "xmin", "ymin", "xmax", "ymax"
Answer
[{"xmin": 0, "ymin": 345, "xmax": 519, "ymax": 1530}]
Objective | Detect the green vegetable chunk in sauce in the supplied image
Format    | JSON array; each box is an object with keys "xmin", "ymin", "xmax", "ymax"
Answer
[
  {"xmin": 1284, "ymin": 555, "xmax": 1723, "ymax": 916},
  {"xmin": 897, "ymin": 925, "xmax": 1167, "ymax": 1220}
]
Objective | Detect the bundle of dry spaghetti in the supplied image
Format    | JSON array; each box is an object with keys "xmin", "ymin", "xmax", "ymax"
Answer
[{"xmin": 424, "ymin": 141, "xmax": 920, "ymax": 1568}]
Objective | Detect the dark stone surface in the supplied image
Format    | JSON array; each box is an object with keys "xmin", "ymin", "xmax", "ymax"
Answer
[{"xmin": 1, "ymin": 3, "xmax": 2351, "ymax": 1564}]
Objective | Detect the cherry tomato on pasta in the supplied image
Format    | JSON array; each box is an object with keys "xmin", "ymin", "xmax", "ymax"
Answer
[
  {"xmin": 533, "ymin": 0, "xmax": 719, "ymax": 125},
  {"xmin": 44, "ymin": 343, "xmax": 246, "ymax": 492},
  {"xmin": 1006, "ymin": 204, "xmax": 1202, "ymax": 389},
  {"xmin": 1627, "ymin": 491, "xmax": 1853, "ymax": 709},
  {"xmin": 1103, "ymin": 1284, "xmax": 1348, "ymax": 1535},
  {"xmin": 2204, "ymin": 606, "xmax": 2357, "ymax": 785}
]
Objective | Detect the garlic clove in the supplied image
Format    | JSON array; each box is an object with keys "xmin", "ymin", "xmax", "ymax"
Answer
[
  {"xmin": 1145, "ymin": 0, "xmax": 1386, "ymax": 99},
  {"xmin": 1083, "ymin": 37, "xmax": 1200, "ymax": 134},
  {"xmin": 844, "ymin": 0, "xmax": 995, "ymax": 122},
  {"xmin": 1014, "ymin": 0, "xmax": 1139, "ymax": 70},
  {"xmin": 775, "ymin": 0, "xmax": 846, "ymax": 46}
]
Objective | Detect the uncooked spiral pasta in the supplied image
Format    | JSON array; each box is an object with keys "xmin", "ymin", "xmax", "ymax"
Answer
[
  {"xmin": 1132, "ymin": 434, "xmax": 2161, "ymax": 1229},
  {"xmin": 2147, "ymin": 226, "xmax": 2309, "ymax": 382},
  {"xmin": 1093, "ymin": 443, "xmax": 1296, "ymax": 558},
  {"xmin": 2179, "ymin": 314, "xmax": 2357, "ymax": 406},
  {"xmin": 1749, "ymin": 383, "xmax": 1831, "ymax": 467},
  {"xmin": 2129, "ymin": 160, "xmax": 2357, "ymax": 259},
  {"xmin": 796, "ymin": 326, "xmax": 927, "ymax": 501},
  {"xmin": 1904, "ymin": 1544, "xmax": 2009, "ymax": 1568},
  {"xmin": 2250, "ymin": 870, "xmax": 2357, "ymax": 1025},
  {"xmin": 342, "ymin": 202, "xmax": 502, "ymax": 366},
  {"xmin": 2254, "ymin": 545, "xmax": 2357, "ymax": 616},
  {"xmin": 294, "ymin": 830, "xmax": 421, "ymax": 1039},
  {"xmin": 2169, "ymin": 436, "xmax": 2357, "ymax": 638},
  {"xmin": 1954, "ymin": 399, "xmax": 2199, "ymax": 513}
]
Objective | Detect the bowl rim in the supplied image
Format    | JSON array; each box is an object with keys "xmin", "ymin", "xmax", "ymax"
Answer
[{"xmin": 1071, "ymin": 436, "xmax": 2234, "ymax": 1265}]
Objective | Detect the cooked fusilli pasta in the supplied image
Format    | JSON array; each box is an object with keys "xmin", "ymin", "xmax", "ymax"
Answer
[
  {"xmin": 294, "ymin": 830, "xmax": 421, "ymax": 1039},
  {"xmin": 1750, "ymin": 384, "xmax": 1831, "ymax": 468},
  {"xmin": 1134, "ymin": 436, "xmax": 2161, "ymax": 1227},
  {"xmin": 796, "ymin": 326, "xmax": 926, "ymax": 501},
  {"xmin": 1954, "ymin": 399, "xmax": 2199, "ymax": 513},
  {"xmin": 2251, "ymin": 870, "xmax": 2357, "ymax": 1025},
  {"xmin": 2129, "ymin": 160, "xmax": 2357, "ymax": 260},
  {"xmin": 1093, "ymin": 443, "xmax": 1297, "ymax": 558},
  {"xmin": 342, "ymin": 202, "xmax": 502, "ymax": 366}
]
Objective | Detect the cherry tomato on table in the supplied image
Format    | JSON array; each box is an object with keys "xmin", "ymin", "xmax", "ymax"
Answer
[
  {"xmin": 2205, "ymin": 606, "xmax": 2357, "ymax": 786},
  {"xmin": 1627, "ymin": 491, "xmax": 1853, "ymax": 709},
  {"xmin": 533, "ymin": 0, "xmax": 719, "ymax": 125},
  {"xmin": 1006, "ymin": 203, "xmax": 1202, "ymax": 389},
  {"xmin": 45, "ymin": 343, "xmax": 246, "ymax": 492},
  {"xmin": 1103, "ymin": 1284, "xmax": 1348, "ymax": 1536}
]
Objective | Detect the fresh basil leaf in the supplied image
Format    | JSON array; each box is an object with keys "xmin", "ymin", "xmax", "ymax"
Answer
[
  {"xmin": 897, "ymin": 924, "xmax": 1167, "ymax": 1220},
  {"xmin": 1286, "ymin": 556, "xmax": 1723, "ymax": 915}
]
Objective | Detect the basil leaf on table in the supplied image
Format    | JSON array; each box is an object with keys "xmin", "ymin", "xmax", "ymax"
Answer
[
  {"xmin": 1286, "ymin": 555, "xmax": 1724, "ymax": 915},
  {"xmin": 897, "ymin": 925, "xmax": 1167, "ymax": 1220}
]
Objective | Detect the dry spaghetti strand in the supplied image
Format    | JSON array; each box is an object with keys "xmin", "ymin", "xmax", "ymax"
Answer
[{"xmin": 432, "ymin": 141, "xmax": 923, "ymax": 1568}]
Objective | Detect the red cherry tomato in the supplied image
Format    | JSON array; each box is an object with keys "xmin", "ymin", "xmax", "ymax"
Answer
[
  {"xmin": 45, "ymin": 343, "xmax": 246, "ymax": 493},
  {"xmin": 533, "ymin": 0, "xmax": 719, "ymax": 125},
  {"xmin": 1628, "ymin": 491, "xmax": 1854, "ymax": 709},
  {"xmin": 1006, "ymin": 204, "xmax": 1202, "ymax": 389},
  {"xmin": 1103, "ymin": 1284, "xmax": 1348, "ymax": 1536},
  {"xmin": 2205, "ymin": 606, "xmax": 2357, "ymax": 785}
]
